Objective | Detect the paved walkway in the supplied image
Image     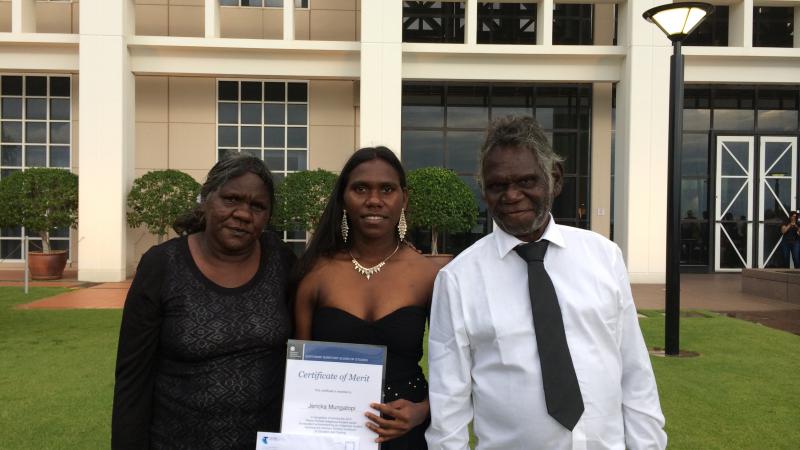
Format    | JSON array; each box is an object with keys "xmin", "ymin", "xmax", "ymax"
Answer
[{"xmin": 3, "ymin": 271, "xmax": 799, "ymax": 332}]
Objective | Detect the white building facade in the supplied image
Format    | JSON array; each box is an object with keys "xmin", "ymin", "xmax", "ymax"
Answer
[{"xmin": 0, "ymin": 0, "xmax": 798, "ymax": 282}]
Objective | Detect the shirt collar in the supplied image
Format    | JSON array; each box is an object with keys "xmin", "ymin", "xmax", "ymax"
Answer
[{"xmin": 493, "ymin": 214, "xmax": 567, "ymax": 259}]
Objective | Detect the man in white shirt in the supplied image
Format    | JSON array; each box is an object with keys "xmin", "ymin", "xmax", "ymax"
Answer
[{"xmin": 426, "ymin": 116, "xmax": 667, "ymax": 450}]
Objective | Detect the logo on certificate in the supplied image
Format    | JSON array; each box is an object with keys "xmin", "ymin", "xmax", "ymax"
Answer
[{"xmin": 287, "ymin": 344, "xmax": 302, "ymax": 360}]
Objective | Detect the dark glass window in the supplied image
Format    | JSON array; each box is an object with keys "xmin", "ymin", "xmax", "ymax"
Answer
[
  {"xmin": 684, "ymin": 5, "xmax": 728, "ymax": 46},
  {"xmin": 758, "ymin": 88, "xmax": 799, "ymax": 132},
  {"xmin": 25, "ymin": 77, "xmax": 47, "ymax": 96},
  {"xmin": 553, "ymin": 4, "xmax": 593, "ymax": 45},
  {"xmin": 403, "ymin": 1, "xmax": 465, "ymax": 43},
  {"xmin": 217, "ymin": 80, "xmax": 308, "ymax": 168},
  {"xmin": 1, "ymin": 76, "xmax": 22, "ymax": 96},
  {"xmin": 0, "ymin": 75, "xmax": 72, "ymax": 260},
  {"xmin": 477, "ymin": 2, "xmax": 536, "ymax": 44},
  {"xmin": 680, "ymin": 84, "xmax": 800, "ymax": 269},
  {"xmin": 402, "ymin": 82, "xmax": 592, "ymax": 255},
  {"xmin": 753, "ymin": 6, "xmax": 794, "ymax": 48},
  {"xmin": 712, "ymin": 87, "xmax": 755, "ymax": 131}
]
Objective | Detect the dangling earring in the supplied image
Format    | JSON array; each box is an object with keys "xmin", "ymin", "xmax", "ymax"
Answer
[
  {"xmin": 398, "ymin": 208, "xmax": 407, "ymax": 241},
  {"xmin": 341, "ymin": 210, "xmax": 349, "ymax": 243}
]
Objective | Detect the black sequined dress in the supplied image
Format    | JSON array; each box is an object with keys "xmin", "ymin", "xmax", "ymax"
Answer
[
  {"xmin": 112, "ymin": 233, "xmax": 295, "ymax": 450},
  {"xmin": 312, "ymin": 305, "xmax": 429, "ymax": 450}
]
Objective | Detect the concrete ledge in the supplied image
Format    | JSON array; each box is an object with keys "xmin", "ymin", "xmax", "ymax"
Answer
[{"xmin": 741, "ymin": 269, "xmax": 800, "ymax": 304}]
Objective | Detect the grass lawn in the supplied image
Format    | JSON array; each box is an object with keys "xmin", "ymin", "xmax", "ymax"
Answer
[
  {"xmin": 0, "ymin": 287, "xmax": 121, "ymax": 449},
  {"xmin": 637, "ymin": 310, "xmax": 800, "ymax": 449},
  {"xmin": 0, "ymin": 287, "xmax": 798, "ymax": 449}
]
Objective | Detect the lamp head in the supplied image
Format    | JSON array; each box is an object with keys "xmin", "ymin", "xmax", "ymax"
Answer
[{"xmin": 643, "ymin": 2, "xmax": 715, "ymax": 42}]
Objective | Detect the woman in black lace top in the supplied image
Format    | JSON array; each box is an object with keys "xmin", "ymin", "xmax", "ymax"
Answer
[{"xmin": 112, "ymin": 156, "xmax": 295, "ymax": 449}]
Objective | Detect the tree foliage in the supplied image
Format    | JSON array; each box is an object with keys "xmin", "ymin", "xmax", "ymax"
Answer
[
  {"xmin": 0, "ymin": 168, "xmax": 78, "ymax": 252},
  {"xmin": 406, "ymin": 167, "xmax": 478, "ymax": 254},
  {"xmin": 272, "ymin": 169, "xmax": 337, "ymax": 233},
  {"xmin": 127, "ymin": 170, "xmax": 200, "ymax": 241}
]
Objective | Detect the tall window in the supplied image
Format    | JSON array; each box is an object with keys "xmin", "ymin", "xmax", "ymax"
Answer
[
  {"xmin": 402, "ymin": 82, "xmax": 592, "ymax": 255},
  {"xmin": 753, "ymin": 6, "xmax": 794, "ymax": 48},
  {"xmin": 553, "ymin": 4, "xmax": 593, "ymax": 45},
  {"xmin": 403, "ymin": 1, "xmax": 465, "ymax": 43},
  {"xmin": 219, "ymin": 0, "xmax": 309, "ymax": 7},
  {"xmin": 477, "ymin": 2, "xmax": 537, "ymax": 44},
  {"xmin": 216, "ymin": 80, "xmax": 309, "ymax": 253},
  {"xmin": 0, "ymin": 75, "xmax": 72, "ymax": 260}
]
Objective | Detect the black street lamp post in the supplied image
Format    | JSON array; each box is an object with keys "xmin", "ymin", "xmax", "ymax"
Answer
[{"xmin": 643, "ymin": 2, "xmax": 714, "ymax": 356}]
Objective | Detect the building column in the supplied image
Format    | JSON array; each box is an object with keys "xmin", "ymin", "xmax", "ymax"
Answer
[
  {"xmin": 465, "ymin": 0, "xmax": 478, "ymax": 45},
  {"xmin": 537, "ymin": 0, "xmax": 553, "ymax": 45},
  {"xmin": 588, "ymin": 1, "xmax": 615, "ymax": 238},
  {"xmin": 11, "ymin": 0, "xmax": 36, "ymax": 33},
  {"xmin": 614, "ymin": 0, "xmax": 671, "ymax": 283},
  {"xmin": 78, "ymin": 0, "xmax": 136, "ymax": 281},
  {"xmin": 283, "ymin": 0, "xmax": 295, "ymax": 41},
  {"xmin": 590, "ymin": 83, "xmax": 613, "ymax": 239},
  {"xmin": 730, "ymin": 0, "xmax": 754, "ymax": 47},
  {"xmin": 794, "ymin": 6, "xmax": 800, "ymax": 48},
  {"xmin": 205, "ymin": 0, "xmax": 220, "ymax": 38},
  {"xmin": 359, "ymin": 1, "xmax": 402, "ymax": 154}
]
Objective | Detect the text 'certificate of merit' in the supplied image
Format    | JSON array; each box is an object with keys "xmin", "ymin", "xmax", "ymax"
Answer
[{"xmin": 281, "ymin": 340, "xmax": 386, "ymax": 450}]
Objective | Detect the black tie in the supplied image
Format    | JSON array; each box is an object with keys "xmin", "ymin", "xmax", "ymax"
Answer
[{"xmin": 515, "ymin": 240, "xmax": 584, "ymax": 431}]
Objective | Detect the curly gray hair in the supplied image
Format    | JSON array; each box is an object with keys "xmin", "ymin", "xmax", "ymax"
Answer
[{"xmin": 478, "ymin": 116, "xmax": 564, "ymax": 192}]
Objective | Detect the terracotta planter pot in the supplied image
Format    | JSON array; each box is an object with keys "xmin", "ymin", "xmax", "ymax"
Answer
[
  {"xmin": 28, "ymin": 251, "xmax": 68, "ymax": 280},
  {"xmin": 425, "ymin": 254, "xmax": 454, "ymax": 270}
]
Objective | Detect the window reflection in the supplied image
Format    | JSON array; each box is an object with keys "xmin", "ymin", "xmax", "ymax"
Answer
[
  {"xmin": 714, "ymin": 110, "xmax": 754, "ymax": 131},
  {"xmin": 402, "ymin": 130, "xmax": 444, "ymax": 170},
  {"xmin": 682, "ymin": 133, "xmax": 709, "ymax": 177},
  {"xmin": 683, "ymin": 109, "xmax": 710, "ymax": 131},
  {"xmin": 446, "ymin": 131, "xmax": 482, "ymax": 174}
]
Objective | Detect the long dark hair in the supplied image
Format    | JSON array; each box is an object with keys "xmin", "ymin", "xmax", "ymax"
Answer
[
  {"xmin": 173, "ymin": 154, "xmax": 275, "ymax": 235},
  {"xmin": 291, "ymin": 146, "xmax": 406, "ymax": 285}
]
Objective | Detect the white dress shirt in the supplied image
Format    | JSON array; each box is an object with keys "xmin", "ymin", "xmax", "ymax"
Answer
[{"xmin": 426, "ymin": 218, "xmax": 667, "ymax": 450}]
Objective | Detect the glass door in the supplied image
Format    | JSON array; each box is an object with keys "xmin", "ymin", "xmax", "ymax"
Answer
[
  {"xmin": 758, "ymin": 137, "xmax": 797, "ymax": 267},
  {"xmin": 715, "ymin": 136, "xmax": 754, "ymax": 271}
]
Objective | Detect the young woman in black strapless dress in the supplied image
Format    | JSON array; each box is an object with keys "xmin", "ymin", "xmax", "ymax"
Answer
[{"xmin": 293, "ymin": 147, "xmax": 438, "ymax": 449}]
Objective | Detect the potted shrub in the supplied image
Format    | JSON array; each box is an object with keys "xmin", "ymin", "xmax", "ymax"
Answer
[
  {"xmin": 0, "ymin": 168, "xmax": 78, "ymax": 279},
  {"xmin": 127, "ymin": 169, "xmax": 201, "ymax": 243},
  {"xmin": 406, "ymin": 167, "xmax": 478, "ymax": 263},
  {"xmin": 272, "ymin": 169, "xmax": 337, "ymax": 237}
]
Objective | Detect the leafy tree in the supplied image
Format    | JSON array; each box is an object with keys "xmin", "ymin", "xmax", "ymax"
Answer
[
  {"xmin": 0, "ymin": 168, "xmax": 78, "ymax": 253},
  {"xmin": 272, "ymin": 169, "xmax": 337, "ymax": 235},
  {"xmin": 407, "ymin": 167, "xmax": 478, "ymax": 255},
  {"xmin": 127, "ymin": 170, "xmax": 201, "ymax": 243}
]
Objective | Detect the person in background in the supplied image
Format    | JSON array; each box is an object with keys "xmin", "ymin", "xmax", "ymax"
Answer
[
  {"xmin": 293, "ymin": 147, "xmax": 438, "ymax": 449},
  {"xmin": 780, "ymin": 211, "xmax": 800, "ymax": 268},
  {"xmin": 112, "ymin": 155, "xmax": 296, "ymax": 449},
  {"xmin": 426, "ymin": 116, "xmax": 667, "ymax": 449}
]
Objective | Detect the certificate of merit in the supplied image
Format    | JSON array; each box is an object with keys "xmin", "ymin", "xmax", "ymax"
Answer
[{"xmin": 281, "ymin": 340, "xmax": 386, "ymax": 450}]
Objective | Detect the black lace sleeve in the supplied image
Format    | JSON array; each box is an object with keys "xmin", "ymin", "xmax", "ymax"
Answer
[{"xmin": 111, "ymin": 244, "xmax": 168, "ymax": 450}]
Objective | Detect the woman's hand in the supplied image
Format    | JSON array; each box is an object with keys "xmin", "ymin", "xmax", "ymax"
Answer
[{"xmin": 365, "ymin": 398, "xmax": 429, "ymax": 443}]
